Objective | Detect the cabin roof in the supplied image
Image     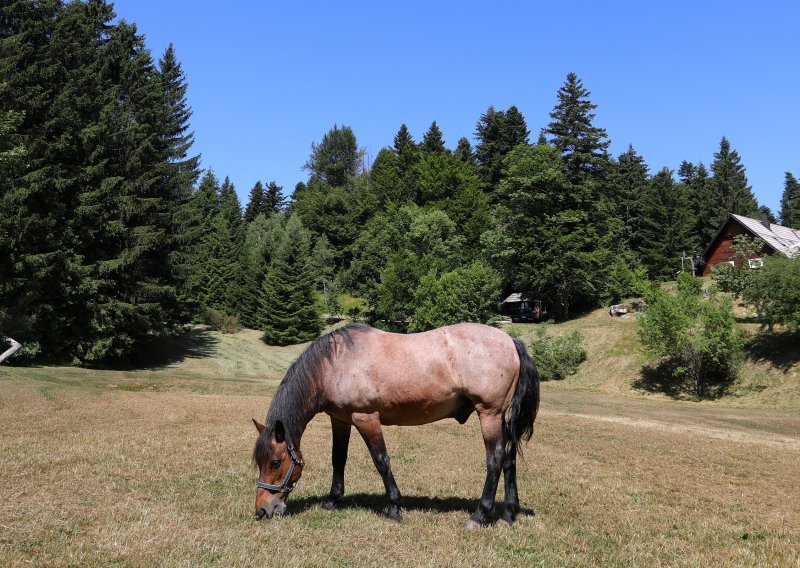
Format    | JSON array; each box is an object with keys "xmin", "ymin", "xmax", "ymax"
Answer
[{"xmin": 703, "ymin": 214, "xmax": 800, "ymax": 259}]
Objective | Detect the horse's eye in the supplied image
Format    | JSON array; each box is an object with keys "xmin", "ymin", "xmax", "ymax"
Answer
[{"xmin": 270, "ymin": 459, "xmax": 281, "ymax": 469}]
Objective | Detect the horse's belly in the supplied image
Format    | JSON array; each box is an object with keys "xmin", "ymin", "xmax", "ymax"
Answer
[{"xmin": 377, "ymin": 394, "xmax": 471, "ymax": 426}]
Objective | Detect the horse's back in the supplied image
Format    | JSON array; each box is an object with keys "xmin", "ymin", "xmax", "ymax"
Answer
[{"xmin": 321, "ymin": 323, "xmax": 520, "ymax": 426}]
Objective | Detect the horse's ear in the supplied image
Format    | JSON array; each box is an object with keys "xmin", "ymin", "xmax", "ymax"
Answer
[
  {"xmin": 252, "ymin": 418, "xmax": 265, "ymax": 434},
  {"xmin": 274, "ymin": 420, "xmax": 286, "ymax": 444}
]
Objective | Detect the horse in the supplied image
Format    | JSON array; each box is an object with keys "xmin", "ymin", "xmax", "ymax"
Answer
[{"xmin": 251, "ymin": 322, "xmax": 540, "ymax": 529}]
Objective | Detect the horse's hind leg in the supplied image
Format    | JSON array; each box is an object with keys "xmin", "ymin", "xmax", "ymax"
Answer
[
  {"xmin": 352, "ymin": 412, "xmax": 402, "ymax": 522},
  {"xmin": 466, "ymin": 411, "xmax": 505, "ymax": 530},
  {"xmin": 323, "ymin": 416, "xmax": 351, "ymax": 511},
  {"xmin": 499, "ymin": 437, "xmax": 519, "ymax": 525}
]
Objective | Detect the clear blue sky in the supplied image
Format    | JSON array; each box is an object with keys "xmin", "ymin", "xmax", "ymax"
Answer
[{"xmin": 112, "ymin": 0, "xmax": 799, "ymax": 216}]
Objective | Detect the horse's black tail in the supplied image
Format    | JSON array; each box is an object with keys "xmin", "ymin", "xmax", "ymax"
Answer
[{"xmin": 505, "ymin": 338, "xmax": 541, "ymax": 456}]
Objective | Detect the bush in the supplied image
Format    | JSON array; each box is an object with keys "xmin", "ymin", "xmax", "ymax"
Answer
[
  {"xmin": 710, "ymin": 235, "xmax": 761, "ymax": 298},
  {"xmin": 528, "ymin": 323, "xmax": 587, "ymax": 381},
  {"xmin": 742, "ymin": 255, "xmax": 800, "ymax": 332},
  {"xmin": 201, "ymin": 308, "xmax": 241, "ymax": 334},
  {"xmin": 639, "ymin": 284, "xmax": 743, "ymax": 398}
]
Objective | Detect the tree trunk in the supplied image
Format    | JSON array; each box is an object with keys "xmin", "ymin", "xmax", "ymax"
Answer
[{"xmin": 0, "ymin": 337, "xmax": 21, "ymax": 364}]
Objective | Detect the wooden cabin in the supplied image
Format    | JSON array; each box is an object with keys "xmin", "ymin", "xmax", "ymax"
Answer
[
  {"xmin": 499, "ymin": 293, "xmax": 547, "ymax": 322},
  {"xmin": 702, "ymin": 213, "xmax": 800, "ymax": 276}
]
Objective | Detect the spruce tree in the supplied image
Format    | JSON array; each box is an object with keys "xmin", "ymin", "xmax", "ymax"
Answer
[
  {"xmin": 239, "ymin": 213, "xmax": 284, "ymax": 329},
  {"xmin": 545, "ymin": 72, "xmax": 610, "ymax": 181},
  {"xmin": 637, "ymin": 168, "xmax": 695, "ymax": 280},
  {"xmin": 454, "ymin": 137, "xmax": 476, "ymax": 166},
  {"xmin": 244, "ymin": 181, "xmax": 265, "ymax": 223},
  {"xmin": 421, "ymin": 120, "xmax": 446, "ymax": 154},
  {"xmin": 158, "ymin": 43, "xmax": 200, "ymax": 202},
  {"xmin": 709, "ymin": 137, "xmax": 759, "ymax": 223},
  {"xmin": 475, "ymin": 105, "xmax": 529, "ymax": 189},
  {"xmin": 259, "ymin": 215, "xmax": 322, "ymax": 345},
  {"xmin": 609, "ymin": 145, "xmax": 649, "ymax": 252},
  {"xmin": 779, "ymin": 172, "xmax": 800, "ymax": 228},
  {"xmin": 264, "ymin": 181, "xmax": 286, "ymax": 213},
  {"xmin": 204, "ymin": 177, "xmax": 244, "ymax": 314}
]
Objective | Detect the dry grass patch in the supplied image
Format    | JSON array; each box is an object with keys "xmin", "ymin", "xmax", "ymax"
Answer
[{"xmin": 2, "ymin": 362, "xmax": 799, "ymax": 567}]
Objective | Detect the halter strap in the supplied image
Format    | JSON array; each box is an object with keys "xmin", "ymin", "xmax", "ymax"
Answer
[{"xmin": 255, "ymin": 444, "xmax": 304, "ymax": 494}]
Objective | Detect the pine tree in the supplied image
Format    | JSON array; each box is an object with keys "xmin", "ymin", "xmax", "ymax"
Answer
[
  {"xmin": 204, "ymin": 176, "xmax": 243, "ymax": 314},
  {"xmin": 244, "ymin": 181, "xmax": 265, "ymax": 223},
  {"xmin": 158, "ymin": 43, "xmax": 200, "ymax": 202},
  {"xmin": 421, "ymin": 121, "xmax": 446, "ymax": 154},
  {"xmin": 779, "ymin": 172, "xmax": 800, "ymax": 228},
  {"xmin": 474, "ymin": 105, "xmax": 529, "ymax": 189},
  {"xmin": 709, "ymin": 137, "xmax": 759, "ymax": 223},
  {"xmin": 545, "ymin": 72, "xmax": 610, "ymax": 181},
  {"xmin": 239, "ymin": 213, "xmax": 284, "ymax": 329},
  {"xmin": 608, "ymin": 145, "xmax": 649, "ymax": 252},
  {"xmin": 260, "ymin": 215, "xmax": 322, "ymax": 345},
  {"xmin": 264, "ymin": 181, "xmax": 286, "ymax": 213},
  {"xmin": 0, "ymin": 0, "xmax": 84, "ymax": 358},
  {"xmin": 75, "ymin": 19, "xmax": 184, "ymax": 361},
  {"xmin": 637, "ymin": 168, "xmax": 695, "ymax": 280},
  {"xmin": 680, "ymin": 161, "xmax": 715, "ymax": 250},
  {"xmin": 542, "ymin": 73, "xmax": 623, "ymax": 311},
  {"xmin": 454, "ymin": 137, "xmax": 476, "ymax": 166},
  {"xmin": 304, "ymin": 124, "xmax": 364, "ymax": 187}
]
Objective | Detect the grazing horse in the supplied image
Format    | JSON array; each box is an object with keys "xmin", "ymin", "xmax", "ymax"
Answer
[{"xmin": 252, "ymin": 322, "xmax": 540, "ymax": 528}]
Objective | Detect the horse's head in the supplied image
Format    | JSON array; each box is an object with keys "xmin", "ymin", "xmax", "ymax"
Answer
[{"xmin": 252, "ymin": 419, "xmax": 304, "ymax": 520}]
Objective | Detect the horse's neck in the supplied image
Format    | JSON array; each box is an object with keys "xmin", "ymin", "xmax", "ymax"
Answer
[{"xmin": 269, "ymin": 376, "xmax": 321, "ymax": 446}]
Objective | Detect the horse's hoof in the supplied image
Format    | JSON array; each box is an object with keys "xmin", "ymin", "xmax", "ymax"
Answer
[
  {"xmin": 463, "ymin": 519, "xmax": 482, "ymax": 531},
  {"xmin": 321, "ymin": 500, "xmax": 338, "ymax": 511},
  {"xmin": 385, "ymin": 511, "xmax": 402, "ymax": 523}
]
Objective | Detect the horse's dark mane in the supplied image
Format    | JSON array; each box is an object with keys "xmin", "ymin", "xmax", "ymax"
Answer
[{"xmin": 253, "ymin": 324, "xmax": 372, "ymax": 465}]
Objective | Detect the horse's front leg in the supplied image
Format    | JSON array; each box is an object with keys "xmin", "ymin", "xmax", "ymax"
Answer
[
  {"xmin": 352, "ymin": 412, "xmax": 402, "ymax": 522},
  {"xmin": 323, "ymin": 416, "xmax": 352, "ymax": 510},
  {"xmin": 466, "ymin": 412, "xmax": 505, "ymax": 530}
]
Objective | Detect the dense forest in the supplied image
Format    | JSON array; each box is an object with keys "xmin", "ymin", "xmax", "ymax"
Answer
[{"xmin": 1, "ymin": 0, "xmax": 799, "ymax": 363}]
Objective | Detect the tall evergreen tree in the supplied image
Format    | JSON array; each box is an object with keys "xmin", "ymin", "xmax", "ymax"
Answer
[
  {"xmin": 545, "ymin": 72, "xmax": 610, "ymax": 181},
  {"xmin": 204, "ymin": 176, "xmax": 243, "ymax": 314},
  {"xmin": 244, "ymin": 180, "xmax": 265, "ymax": 223},
  {"xmin": 779, "ymin": 172, "xmax": 800, "ymax": 228},
  {"xmin": 709, "ymin": 137, "xmax": 759, "ymax": 222},
  {"xmin": 474, "ymin": 105, "xmax": 529, "ymax": 189},
  {"xmin": 637, "ymin": 168, "xmax": 695, "ymax": 280},
  {"xmin": 681, "ymin": 161, "xmax": 715, "ymax": 250},
  {"xmin": 421, "ymin": 121, "xmax": 446, "ymax": 154},
  {"xmin": 264, "ymin": 181, "xmax": 286, "ymax": 213},
  {"xmin": 608, "ymin": 145, "xmax": 649, "ymax": 252},
  {"xmin": 454, "ymin": 136, "xmax": 476, "ymax": 166},
  {"xmin": 259, "ymin": 214, "xmax": 322, "ymax": 345},
  {"xmin": 304, "ymin": 124, "xmax": 364, "ymax": 187},
  {"xmin": 158, "ymin": 43, "xmax": 200, "ymax": 201},
  {"xmin": 239, "ymin": 213, "xmax": 284, "ymax": 329}
]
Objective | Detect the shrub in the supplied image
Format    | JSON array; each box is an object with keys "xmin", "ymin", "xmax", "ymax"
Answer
[
  {"xmin": 528, "ymin": 323, "xmax": 587, "ymax": 381},
  {"xmin": 638, "ymin": 285, "xmax": 743, "ymax": 398},
  {"xmin": 201, "ymin": 308, "xmax": 241, "ymax": 334},
  {"xmin": 710, "ymin": 235, "xmax": 761, "ymax": 298},
  {"xmin": 743, "ymin": 255, "xmax": 800, "ymax": 331}
]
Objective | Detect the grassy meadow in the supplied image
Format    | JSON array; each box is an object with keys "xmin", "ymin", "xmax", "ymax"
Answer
[{"xmin": 1, "ymin": 314, "xmax": 799, "ymax": 567}]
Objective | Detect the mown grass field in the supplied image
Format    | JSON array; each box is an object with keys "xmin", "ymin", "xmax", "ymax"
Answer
[{"xmin": 1, "ymin": 315, "xmax": 799, "ymax": 567}]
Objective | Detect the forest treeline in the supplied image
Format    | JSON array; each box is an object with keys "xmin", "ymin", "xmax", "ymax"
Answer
[{"xmin": 2, "ymin": 1, "xmax": 799, "ymax": 363}]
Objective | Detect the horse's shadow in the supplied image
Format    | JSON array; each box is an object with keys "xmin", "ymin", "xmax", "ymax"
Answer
[{"xmin": 287, "ymin": 492, "xmax": 535, "ymax": 519}]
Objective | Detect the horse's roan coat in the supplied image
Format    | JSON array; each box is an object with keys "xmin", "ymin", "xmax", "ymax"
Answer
[{"xmin": 252, "ymin": 322, "xmax": 540, "ymax": 528}]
